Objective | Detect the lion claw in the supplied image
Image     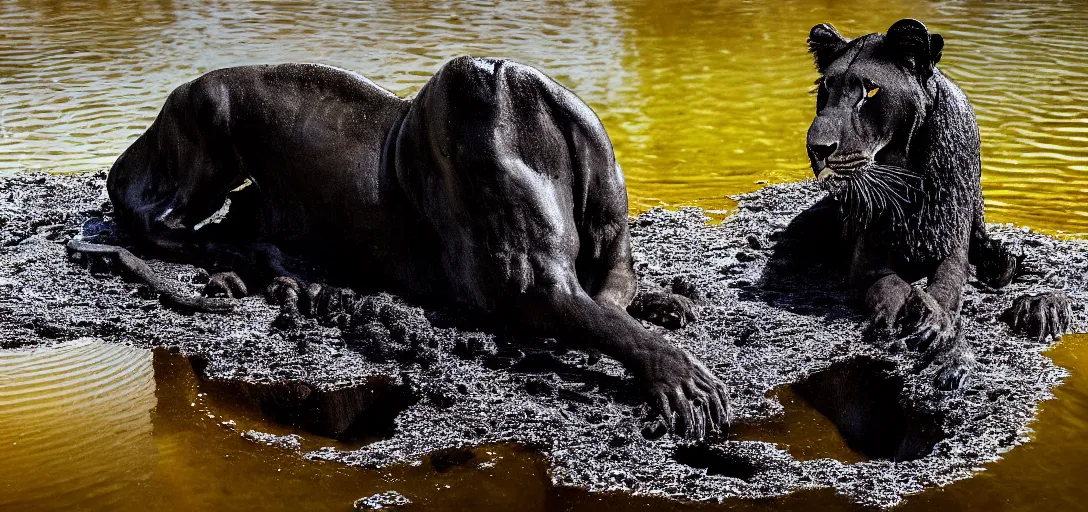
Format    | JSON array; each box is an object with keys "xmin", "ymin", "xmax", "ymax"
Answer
[
  {"xmin": 900, "ymin": 287, "xmax": 955, "ymax": 353},
  {"xmin": 643, "ymin": 347, "xmax": 730, "ymax": 439},
  {"xmin": 1002, "ymin": 292, "xmax": 1071, "ymax": 342}
]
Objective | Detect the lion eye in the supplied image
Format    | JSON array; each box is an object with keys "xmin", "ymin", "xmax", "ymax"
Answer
[{"xmin": 866, "ymin": 87, "xmax": 880, "ymax": 98}]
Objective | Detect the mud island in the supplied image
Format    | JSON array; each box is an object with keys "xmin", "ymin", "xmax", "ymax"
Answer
[{"xmin": 2, "ymin": 172, "xmax": 1084, "ymax": 507}]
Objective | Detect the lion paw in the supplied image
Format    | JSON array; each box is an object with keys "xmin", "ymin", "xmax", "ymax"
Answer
[
  {"xmin": 204, "ymin": 272, "xmax": 248, "ymax": 298},
  {"xmin": 862, "ymin": 280, "xmax": 910, "ymax": 347},
  {"xmin": 303, "ymin": 283, "xmax": 357, "ymax": 327},
  {"xmin": 974, "ymin": 238, "xmax": 1022, "ymax": 289},
  {"xmin": 628, "ymin": 291, "xmax": 698, "ymax": 330},
  {"xmin": 638, "ymin": 346, "xmax": 730, "ymax": 439},
  {"xmin": 864, "ymin": 298, "xmax": 903, "ymax": 344},
  {"xmin": 1002, "ymin": 292, "xmax": 1071, "ymax": 342},
  {"xmin": 267, "ymin": 276, "xmax": 305, "ymax": 329},
  {"xmin": 900, "ymin": 287, "xmax": 955, "ymax": 353}
]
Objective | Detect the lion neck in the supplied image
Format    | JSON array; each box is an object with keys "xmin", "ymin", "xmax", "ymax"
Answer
[{"xmin": 841, "ymin": 72, "xmax": 982, "ymax": 266}]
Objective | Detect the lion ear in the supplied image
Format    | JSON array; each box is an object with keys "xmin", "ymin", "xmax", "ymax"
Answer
[
  {"xmin": 808, "ymin": 23, "xmax": 849, "ymax": 74},
  {"xmin": 887, "ymin": 18, "xmax": 942, "ymax": 78},
  {"xmin": 929, "ymin": 33, "xmax": 944, "ymax": 66}
]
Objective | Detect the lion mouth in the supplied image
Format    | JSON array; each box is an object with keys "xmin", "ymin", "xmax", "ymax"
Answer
[
  {"xmin": 815, "ymin": 153, "xmax": 871, "ymax": 188},
  {"xmin": 817, "ymin": 167, "xmax": 858, "ymax": 182},
  {"xmin": 817, "ymin": 158, "xmax": 870, "ymax": 191},
  {"xmin": 817, "ymin": 168, "xmax": 847, "ymax": 184},
  {"xmin": 817, "ymin": 157, "xmax": 925, "ymax": 226}
]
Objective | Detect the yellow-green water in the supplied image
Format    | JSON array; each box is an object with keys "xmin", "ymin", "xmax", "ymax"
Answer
[
  {"xmin": 2, "ymin": 338, "xmax": 1086, "ymax": 511},
  {"xmin": 1, "ymin": 1, "xmax": 1087, "ymax": 510},
  {"xmin": 2, "ymin": 0, "xmax": 1087, "ymax": 232}
]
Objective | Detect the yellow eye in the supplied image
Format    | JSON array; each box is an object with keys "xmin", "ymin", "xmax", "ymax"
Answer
[{"xmin": 866, "ymin": 87, "xmax": 880, "ymax": 98}]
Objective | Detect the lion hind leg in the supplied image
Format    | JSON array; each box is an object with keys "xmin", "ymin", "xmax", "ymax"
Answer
[
  {"xmin": 574, "ymin": 166, "xmax": 697, "ymax": 330},
  {"xmin": 264, "ymin": 275, "xmax": 359, "ymax": 331},
  {"xmin": 628, "ymin": 288, "xmax": 699, "ymax": 330}
]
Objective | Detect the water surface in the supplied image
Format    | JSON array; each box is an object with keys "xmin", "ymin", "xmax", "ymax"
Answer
[
  {"xmin": 3, "ymin": 338, "xmax": 1087, "ymax": 511},
  {"xmin": 1, "ymin": 0, "xmax": 1086, "ymax": 231},
  {"xmin": 1, "ymin": 1, "xmax": 1087, "ymax": 510}
]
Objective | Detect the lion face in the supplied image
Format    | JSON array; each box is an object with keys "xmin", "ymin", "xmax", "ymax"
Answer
[{"xmin": 804, "ymin": 19, "xmax": 945, "ymax": 210}]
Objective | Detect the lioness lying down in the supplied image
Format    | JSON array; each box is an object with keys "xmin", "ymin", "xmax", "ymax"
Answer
[
  {"xmin": 68, "ymin": 57, "xmax": 728, "ymax": 438},
  {"xmin": 799, "ymin": 19, "xmax": 1070, "ymax": 389}
]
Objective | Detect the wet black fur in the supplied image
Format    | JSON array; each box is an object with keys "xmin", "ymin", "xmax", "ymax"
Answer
[
  {"xmin": 68, "ymin": 58, "xmax": 728, "ymax": 438},
  {"xmin": 796, "ymin": 19, "xmax": 1068, "ymax": 390}
]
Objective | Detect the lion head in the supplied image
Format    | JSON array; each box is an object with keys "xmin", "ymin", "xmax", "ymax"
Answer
[{"xmin": 805, "ymin": 19, "xmax": 946, "ymax": 223}]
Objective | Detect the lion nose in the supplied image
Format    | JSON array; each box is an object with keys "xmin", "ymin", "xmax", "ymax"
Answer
[{"xmin": 808, "ymin": 142, "xmax": 838, "ymax": 163}]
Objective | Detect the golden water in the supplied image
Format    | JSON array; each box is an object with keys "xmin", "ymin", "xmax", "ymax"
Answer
[
  {"xmin": 2, "ymin": 0, "xmax": 1087, "ymax": 232},
  {"xmin": 1, "ymin": 0, "xmax": 1087, "ymax": 510},
  {"xmin": 0, "ymin": 342, "xmax": 560, "ymax": 511},
  {"xmin": 2, "ymin": 338, "xmax": 1086, "ymax": 511}
]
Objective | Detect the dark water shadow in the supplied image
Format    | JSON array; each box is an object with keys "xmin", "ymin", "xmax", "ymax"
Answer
[
  {"xmin": 753, "ymin": 198, "xmax": 859, "ymax": 322},
  {"xmin": 793, "ymin": 357, "xmax": 946, "ymax": 461}
]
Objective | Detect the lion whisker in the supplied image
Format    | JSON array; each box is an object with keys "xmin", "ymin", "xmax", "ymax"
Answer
[{"xmin": 835, "ymin": 161, "xmax": 925, "ymax": 229}]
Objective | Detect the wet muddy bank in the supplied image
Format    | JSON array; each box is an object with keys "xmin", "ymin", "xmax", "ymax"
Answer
[{"xmin": 1, "ymin": 172, "xmax": 1085, "ymax": 507}]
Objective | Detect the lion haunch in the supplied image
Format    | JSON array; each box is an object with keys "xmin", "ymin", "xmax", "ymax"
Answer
[{"xmin": 71, "ymin": 58, "xmax": 729, "ymax": 438}]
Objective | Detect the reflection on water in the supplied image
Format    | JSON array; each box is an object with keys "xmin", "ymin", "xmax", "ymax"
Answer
[
  {"xmin": 0, "ymin": 342, "xmax": 559, "ymax": 511},
  {"xmin": 0, "ymin": 0, "xmax": 631, "ymax": 177},
  {"xmin": 0, "ymin": 341, "xmax": 849, "ymax": 511},
  {"xmin": 1, "ymin": 0, "xmax": 1087, "ymax": 231}
]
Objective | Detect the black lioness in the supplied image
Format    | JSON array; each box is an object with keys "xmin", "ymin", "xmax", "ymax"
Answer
[
  {"xmin": 68, "ymin": 58, "xmax": 727, "ymax": 437},
  {"xmin": 799, "ymin": 19, "xmax": 1069, "ymax": 389}
]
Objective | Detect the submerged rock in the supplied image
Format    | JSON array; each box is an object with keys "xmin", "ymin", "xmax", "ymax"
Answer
[
  {"xmin": 241, "ymin": 430, "xmax": 303, "ymax": 452},
  {"xmin": 1, "ymin": 172, "xmax": 1085, "ymax": 507},
  {"xmin": 353, "ymin": 490, "xmax": 411, "ymax": 510}
]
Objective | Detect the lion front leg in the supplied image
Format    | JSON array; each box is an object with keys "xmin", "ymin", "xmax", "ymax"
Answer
[
  {"xmin": 908, "ymin": 247, "xmax": 973, "ymax": 390},
  {"xmin": 852, "ymin": 238, "xmax": 914, "ymax": 348},
  {"xmin": 900, "ymin": 285, "xmax": 956, "ymax": 353},
  {"xmin": 856, "ymin": 243, "xmax": 973, "ymax": 390},
  {"xmin": 511, "ymin": 282, "xmax": 730, "ymax": 439}
]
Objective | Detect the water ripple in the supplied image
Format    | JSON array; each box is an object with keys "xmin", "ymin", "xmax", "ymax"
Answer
[
  {"xmin": 0, "ymin": 0, "xmax": 1085, "ymax": 233},
  {"xmin": 0, "ymin": 340, "xmax": 156, "ymax": 510}
]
